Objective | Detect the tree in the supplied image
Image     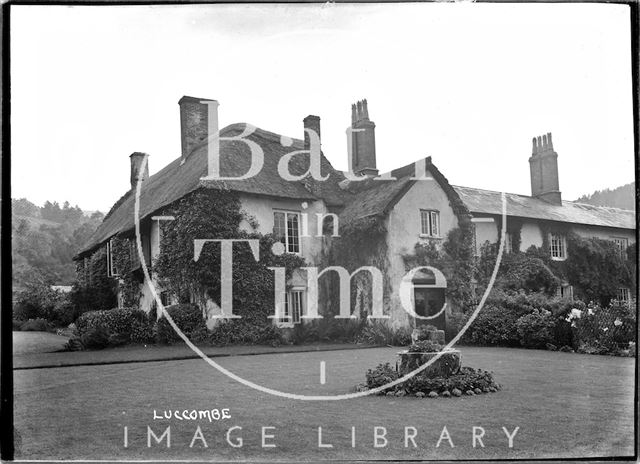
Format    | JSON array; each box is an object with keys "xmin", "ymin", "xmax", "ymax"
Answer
[{"xmin": 12, "ymin": 198, "xmax": 40, "ymax": 217}]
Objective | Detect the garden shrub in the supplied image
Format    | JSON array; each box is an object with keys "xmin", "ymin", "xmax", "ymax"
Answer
[
  {"xmin": 51, "ymin": 297, "xmax": 78, "ymax": 327},
  {"xmin": 13, "ymin": 319, "xmax": 23, "ymax": 331},
  {"xmin": 290, "ymin": 318, "xmax": 367, "ymax": 345},
  {"xmin": 70, "ymin": 246, "xmax": 118, "ymax": 315},
  {"xmin": 156, "ymin": 304, "xmax": 207, "ymax": 345},
  {"xmin": 64, "ymin": 336, "xmax": 85, "ymax": 351},
  {"xmin": 76, "ymin": 307, "xmax": 152, "ymax": 346},
  {"xmin": 365, "ymin": 363, "xmax": 399, "ymax": 389},
  {"xmin": 553, "ymin": 235, "xmax": 634, "ymax": 306},
  {"xmin": 500, "ymin": 253, "xmax": 559, "ymax": 295},
  {"xmin": 459, "ymin": 291, "xmax": 584, "ymax": 348},
  {"xmin": 402, "ymin": 367, "xmax": 498, "ymax": 395},
  {"xmin": 408, "ymin": 340, "xmax": 442, "ymax": 353},
  {"xmin": 14, "ymin": 284, "xmax": 57, "ymax": 321},
  {"xmin": 363, "ymin": 364, "xmax": 499, "ymax": 396},
  {"xmin": 20, "ymin": 318, "xmax": 51, "ymax": 332},
  {"xmin": 357, "ymin": 321, "xmax": 412, "ymax": 346},
  {"xmin": 515, "ymin": 309, "xmax": 556, "ymax": 348},
  {"xmin": 572, "ymin": 300, "xmax": 636, "ymax": 354},
  {"xmin": 446, "ymin": 311, "xmax": 470, "ymax": 342},
  {"xmin": 553, "ymin": 318, "xmax": 574, "ymax": 348},
  {"xmin": 80, "ymin": 325, "xmax": 110, "ymax": 350},
  {"xmin": 130, "ymin": 316, "xmax": 155, "ymax": 344},
  {"xmin": 207, "ymin": 313, "xmax": 284, "ymax": 346},
  {"xmin": 476, "ymin": 244, "xmax": 559, "ymax": 295},
  {"xmin": 13, "ymin": 283, "xmax": 77, "ymax": 326},
  {"xmin": 461, "ymin": 303, "xmax": 521, "ymax": 346}
]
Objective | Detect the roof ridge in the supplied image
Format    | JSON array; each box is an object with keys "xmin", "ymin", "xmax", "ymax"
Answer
[
  {"xmin": 453, "ymin": 185, "xmax": 634, "ymax": 213},
  {"xmin": 452, "ymin": 184, "xmax": 532, "ymax": 199},
  {"xmin": 185, "ymin": 123, "xmax": 305, "ymax": 159}
]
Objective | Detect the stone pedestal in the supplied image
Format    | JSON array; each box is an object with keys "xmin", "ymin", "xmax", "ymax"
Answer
[{"xmin": 397, "ymin": 349, "xmax": 461, "ymax": 378}]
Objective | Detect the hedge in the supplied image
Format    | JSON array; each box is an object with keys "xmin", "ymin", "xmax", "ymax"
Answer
[
  {"xmin": 449, "ymin": 290, "xmax": 636, "ymax": 355},
  {"xmin": 76, "ymin": 307, "xmax": 154, "ymax": 345},
  {"xmin": 155, "ymin": 304, "xmax": 207, "ymax": 345}
]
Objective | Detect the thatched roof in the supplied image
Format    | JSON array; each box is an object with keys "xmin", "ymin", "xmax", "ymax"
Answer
[
  {"xmin": 454, "ymin": 185, "xmax": 635, "ymax": 230},
  {"xmin": 76, "ymin": 123, "xmax": 350, "ymax": 258},
  {"xmin": 337, "ymin": 157, "xmax": 469, "ymax": 229},
  {"xmin": 77, "ymin": 121, "xmax": 634, "ymax": 259}
]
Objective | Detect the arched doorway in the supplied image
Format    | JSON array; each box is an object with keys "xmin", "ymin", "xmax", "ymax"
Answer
[{"xmin": 412, "ymin": 268, "xmax": 447, "ymax": 331}]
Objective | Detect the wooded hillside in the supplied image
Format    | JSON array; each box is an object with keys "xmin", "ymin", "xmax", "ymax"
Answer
[
  {"xmin": 575, "ymin": 182, "xmax": 635, "ymax": 210},
  {"xmin": 12, "ymin": 199, "xmax": 104, "ymax": 291}
]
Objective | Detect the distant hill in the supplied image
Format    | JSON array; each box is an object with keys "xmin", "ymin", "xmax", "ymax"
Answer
[
  {"xmin": 575, "ymin": 182, "xmax": 636, "ymax": 211},
  {"xmin": 12, "ymin": 198, "xmax": 104, "ymax": 291}
]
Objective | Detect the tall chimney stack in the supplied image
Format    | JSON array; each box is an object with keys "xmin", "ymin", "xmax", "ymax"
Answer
[
  {"xmin": 130, "ymin": 152, "xmax": 149, "ymax": 190},
  {"xmin": 179, "ymin": 96, "xmax": 216, "ymax": 162},
  {"xmin": 349, "ymin": 99, "xmax": 378, "ymax": 177},
  {"xmin": 529, "ymin": 132, "xmax": 561, "ymax": 205},
  {"xmin": 303, "ymin": 115, "xmax": 321, "ymax": 151}
]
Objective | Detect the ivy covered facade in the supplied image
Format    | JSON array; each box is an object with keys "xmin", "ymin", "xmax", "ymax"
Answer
[{"xmin": 73, "ymin": 97, "xmax": 636, "ymax": 334}]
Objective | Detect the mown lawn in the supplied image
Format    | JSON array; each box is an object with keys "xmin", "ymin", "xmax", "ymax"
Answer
[
  {"xmin": 12, "ymin": 331, "xmax": 69, "ymax": 355},
  {"xmin": 13, "ymin": 346, "xmax": 635, "ymax": 461}
]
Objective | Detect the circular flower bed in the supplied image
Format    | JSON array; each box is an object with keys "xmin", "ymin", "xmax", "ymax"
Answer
[{"xmin": 357, "ymin": 363, "xmax": 500, "ymax": 398}]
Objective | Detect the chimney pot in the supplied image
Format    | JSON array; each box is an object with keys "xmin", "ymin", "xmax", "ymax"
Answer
[
  {"xmin": 349, "ymin": 99, "xmax": 378, "ymax": 177},
  {"xmin": 528, "ymin": 131, "xmax": 561, "ymax": 205}
]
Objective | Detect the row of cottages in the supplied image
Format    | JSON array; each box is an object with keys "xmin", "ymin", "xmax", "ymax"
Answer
[{"xmin": 74, "ymin": 96, "xmax": 635, "ymax": 332}]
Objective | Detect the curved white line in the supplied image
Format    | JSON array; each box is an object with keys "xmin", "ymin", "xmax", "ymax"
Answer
[
  {"xmin": 416, "ymin": 302, "xmax": 448, "ymax": 321},
  {"xmin": 134, "ymin": 155, "xmax": 508, "ymax": 401}
]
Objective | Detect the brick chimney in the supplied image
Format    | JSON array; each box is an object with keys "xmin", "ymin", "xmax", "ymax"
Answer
[
  {"xmin": 529, "ymin": 132, "xmax": 561, "ymax": 205},
  {"xmin": 130, "ymin": 152, "xmax": 149, "ymax": 190},
  {"xmin": 350, "ymin": 99, "xmax": 378, "ymax": 176},
  {"xmin": 179, "ymin": 96, "xmax": 215, "ymax": 161},
  {"xmin": 303, "ymin": 115, "xmax": 321, "ymax": 150}
]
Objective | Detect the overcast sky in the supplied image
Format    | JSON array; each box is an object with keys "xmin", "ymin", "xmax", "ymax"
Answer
[{"xmin": 11, "ymin": 3, "xmax": 634, "ymax": 212}]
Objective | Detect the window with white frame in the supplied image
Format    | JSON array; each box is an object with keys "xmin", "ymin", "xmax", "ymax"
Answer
[
  {"xmin": 556, "ymin": 283, "xmax": 573, "ymax": 300},
  {"xmin": 276, "ymin": 290, "xmax": 305, "ymax": 326},
  {"xmin": 617, "ymin": 288, "xmax": 630, "ymax": 303},
  {"xmin": 130, "ymin": 240, "xmax": 141, "ymax": 269},
  {"xmin": 549, "ymin": 233, "xmax": 567, "ymax": 260},
  {"xmin": 420, "ymin": 210, "xmax": 440, "ymax": 237},
  {"xmin": 611, "ymin": 237, "xmax": 629, "ymax": 259},
  {"xmin": 106, "ymin": 238, "xmax": 119, "ymax": 277},
  {"xmin": 286, "ymin": 290, "xmax": 304, "ymax": 324},
  {"xmin": 273, "ymin": 211, "xmax": 301, "ymax": 254}
]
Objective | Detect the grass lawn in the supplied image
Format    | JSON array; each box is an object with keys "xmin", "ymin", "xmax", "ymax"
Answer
[
  {"xmin": 13, "ymin": 346, "xmax": 635, "ymax": 461},
  {"xmin": 12, "ymin": 331, "xmax": 69, "ymax": 355}
]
